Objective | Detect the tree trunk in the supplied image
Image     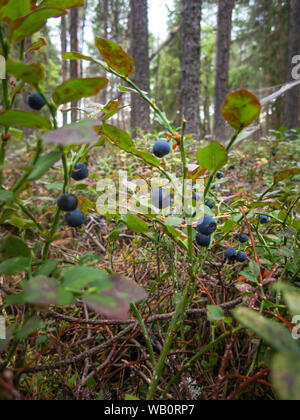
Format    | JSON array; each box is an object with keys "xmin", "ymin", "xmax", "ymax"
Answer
[
  {"xmin": 181, "ymin": 0, "xmax": 202, "ymax": 137},
  {"xmin": 130, "ymin": 0, "xmax": 150, "ymax": 135},
  {"xmin": 61, "ymin": 15, "xmax": 68, "ymax": 125},
  {"xmin": 214, "ymin": 0, "xmax": 234, "ymax": 141},
  {"xmin": 70, "ymin": 8, "xmax": 79, "ymax": 122},
  {"xmin": 284, "ymin": 0, "xmax": 300, "ymax": 129}
]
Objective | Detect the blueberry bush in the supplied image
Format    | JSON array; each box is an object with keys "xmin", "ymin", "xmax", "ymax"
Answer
[{"xmin": 0, "ymin": 0, "xmax": 300, "ymax": 401}]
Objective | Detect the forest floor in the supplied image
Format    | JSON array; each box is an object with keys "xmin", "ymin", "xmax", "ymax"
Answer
[{"xmin": 0, "ymin": 128, "xmax": 299, "ymax": 400}]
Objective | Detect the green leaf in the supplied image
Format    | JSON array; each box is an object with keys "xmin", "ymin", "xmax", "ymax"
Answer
[
  {"xmin": 62, "ymin": 51, "xmax": 100, "ymax": 66},
  {"xmin": 125, "ymin": 394, "xmax": 140, "ymax": 401},
  {"xmin": 0, "ymin": 110, "xmax": 51, "ymax": 129},
  {"xmin": 28, "ymin": 151, "xmax": 61, "ymax": 180},
  {"xmin": 9, "ymin": 7, "xmax": 67, "ymax": 43},
  {"xmin": 101, "ymin": 124, "xmax": 135, "ymax": 152},
  {"xmin": 0, "ymin": 257, "xmax": 30, "ymax": 274},
  {"xmin": 17, "ymin": 316, "xmax": 44, "ymax": 340},
  {"xmin": 197, "ymin": 142, "xmax": 228, "ymax": 171},
  {"xmin": 134, "ymin": 151, "xmax": 162, "ymax": 169},
  {"xmin": 42, "ymin": 120, "xmax": 101, "ymax": 146},
  {"xmin": 272, "ymin": 352, "xmax": 300, "ymax": 401},
  {"xmin": 273, "ymin": 168, "xmax": 300, "ymax": 184},
  {"xmin": 0, "ymin": 189, "xmax": 15, "ymax": 203},
  {"xmin": 6, "ymin": 60, "xmax": 44, "ymax": 86},
  {"xmin": 233, "ymin": 307, "xmax": 300, "ymax": 355},
  {"xmin": 0, "ymin": 236, "xmax": 31, "ymax": 258},
  {"xmin": 0, "ymin": 0, "xmax": 31, "ymax": 24},
  {"xmin": 118, "ymin": 85, "xmax": 136, "ymax": 93},
  {"xmin": 95, "ymin": 37, "xmax": 135, "ymax": 77},
  {"xmin": 63, "ymin": 266, "xmax": 110, "ymax": 290},
  {"xmin": 52, "ymin": 77, "xmax": 108, "ymax": 106},
  {"xmin": 207, "ymin": 305, "xmax": 224, "ymax": 322},
  {"xmin": 284, "ymin": 291, "xmax": 300, "ymax": 315},
  {"xmin": 38, "ymin": 0, "xmax": 85, "ymax": 8},
  {"xmin": 127, "ymin": 214, "xmax": 148, "ymax": 234},
  {"xmin": 222, "ymin": 89, "xmax": 261, "ymax": 131},
  {"xmin": 34, "ymin": 260, "xmax": 57, "ymax": 277}
]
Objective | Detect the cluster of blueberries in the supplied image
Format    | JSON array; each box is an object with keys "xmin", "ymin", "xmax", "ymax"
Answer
[{"xmin": 57, "ymin": 163, "xmax": 89, "ymax": 227}]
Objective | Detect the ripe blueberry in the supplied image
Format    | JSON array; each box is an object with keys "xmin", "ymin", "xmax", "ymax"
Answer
[
  {"xmin": 153, "ymin": 140, "xmax": 171, "ymax": 158},
  {"xmin": 260, "ymin": 215, "xmax": 269, "ymax": 224},
  {"xmin": 225, "ymin": 247, "xmax": 237, "ymax": 262},
  {"xmin": 27, "ymin": 92, "xmax": 46, "ymax": 111},
  {"xmin": 236, "ymin": 251, "xmax": 248, "ymax": 263},
  {"xmin": 71, "ymin": 163, "xmax": 89, "ymax": 181},
  {"xmin": 151, "ymin": 187, "xmax": 171, "ymax": 210},
  {"xmin": 57, "ymin": 193, "xmax": 78, "ymax": 212},
  {"xmin": 196, "ymin": 232, "xmax": 211, "ymax": 247},
  {"xmin": 197, "ymin": 215, "xmax": 217, "ymax": 236},
  {"xmin": 65, "ymin": 209, "xmax": 86, "ymax": 227},
  {"xmin": 205, "ymin": 200, "xmax": 214, "ymax": 209},
  {"xmin": 216, "ymin": 171, "xmax": 225, "ymax": 179},
  {"xmin": 229, "ymin": 165, "xmax": 236, "ymax": 170},
  {"xmin": 239, "ymin": 233, "xmax": 249, "ymax": 243}
]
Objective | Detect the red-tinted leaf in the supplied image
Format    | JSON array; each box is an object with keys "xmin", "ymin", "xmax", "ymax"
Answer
[
  {"xmin": 0, "ymin": 0, "xmax": 32, "ymax": 23},
  {"xmin": 95, "ymin": 37, "xmax": 135, "ymax": 77},
  {"xmin": 42, "ymin": 120, "xmax": 100, "ymax": 146},
  {"xmin": 83, "ymin": 275, "xmax": 147, "ymax": 321},
  {"xmin": 25, "ymin": 37, "xmax": 47, "ymax": 55},
  {"xmin": 274, "ymin": 168, "xmax": 300, "ymax": 184},
  {"xmin": 52, "ymin": 77, "xmax": 108, "ymax": 106},
  {"xmin": 222, "ymin": 89, "xmax": 261, "ymax": 131}
]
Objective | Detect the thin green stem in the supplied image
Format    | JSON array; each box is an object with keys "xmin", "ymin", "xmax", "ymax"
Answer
[{"xmin": 131, "ymin": 302, "xmax": 156, "ymax": 367}]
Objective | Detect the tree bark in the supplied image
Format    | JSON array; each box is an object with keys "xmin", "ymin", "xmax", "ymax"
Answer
[
  {"xmin": 70, "ymin": 8, "xmax": 79, "ymax": 122},
  {"xmin": 130, "ymin": 0, "xmax": 150, "ymax": 135},
  {"xmin": 284, "ymin": 0, "xmax": 300, "ymax": 129},
  {"xmin": 181, "ymin": 0, "xmax": 202, "ymax": 137},
  {"xmin": 214, "ymin": 0, "xmax": 234, "ymax": 141},
  {"xmin": 61, "ymin": 15, "xmax": 68, "ymax": 125}
]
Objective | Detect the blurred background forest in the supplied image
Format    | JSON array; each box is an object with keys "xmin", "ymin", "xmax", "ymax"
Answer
[{"xmin": 7, "ymin": 0, "xmax": 300, "ymax": 140}]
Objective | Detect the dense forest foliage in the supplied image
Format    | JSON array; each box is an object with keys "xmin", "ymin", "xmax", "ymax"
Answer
[{"xmin": 0, "ymin": 0, "xmax": 299, "ymax": 402}]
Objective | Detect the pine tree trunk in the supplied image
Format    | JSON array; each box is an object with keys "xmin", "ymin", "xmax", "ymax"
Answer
[
  {"xmin": 70, "ymin": 8, "xmax": 79, "ymax": 122},
  {"xmin": 214, "ymin": 0, "xmax": 234, "ymax": 141},
  {"xmin": 284, "ymin": 0, "xmax": 300, "ymax": 129},
  {"xmin": 61, "ymin": 16, "xmax": 68, "ymax": 125},
  {"xmin": 130, "ymin": 0, "xmax": 150, "ymax": 135},
  {"xmin": 181, "ymin": 0, "xmax": 202, "ymax": 137}
]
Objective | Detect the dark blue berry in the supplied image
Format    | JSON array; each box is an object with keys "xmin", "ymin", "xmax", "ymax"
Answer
[
  {"xmin": 196, "ymin": 233, "xmax": 211, "ymax": 247},
  {"xmin": 225, "ymin": 247, "xmax": 237, "ymax": 262},
  {"xmin": 27, "ymin": 92, "xmax": 46, "ymax": 111},
  {"xmin": 216, "ymin": 171, "xmax": 225, "ymax": 179},
  {"xmin": 205, "ymin": 200, "xmax": 214, "ymax": 209},
  {"xmin": 153, "ymin": 140, "xmax": 171, "ymax": 158},
  {"xmin": 71, "ymin": 163, "xmax": 89, "ymax": 181},
  {"xmin": 260, "ymin": 215, "xmax": 269, "ymax": 224},
  {"xmin": 236, "ymin": 251, "xmax": 248, "ymax": 263},
  {"xmin": 65, "ymin": 209, "xmax": 86, "ymax": 227},
  {"xmin": 57, "ymin": 193, "xmax": 78, "ymax": 212},
  {"xmin": 239, "ymin": 233, "xmax": 249, "ymax": 243},
  {"xmin": 197, "ymin": 215, "xmax": 217, "ymax": 235},
  {"xmin": 229, "ymin": 165, "xmax": 236, "ymax": 170}
]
